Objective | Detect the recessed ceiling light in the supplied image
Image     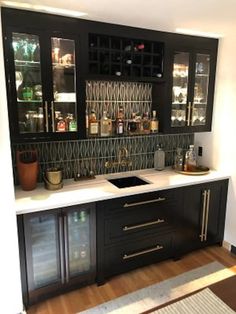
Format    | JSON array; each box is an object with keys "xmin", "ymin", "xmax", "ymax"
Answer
[
  {"xmin": 175, "ymin": 28, "xmax": 223, "ymax": 38},
  {"xmin": 1, "ymin": 1, "xmax": 88, "ymax": 18}
]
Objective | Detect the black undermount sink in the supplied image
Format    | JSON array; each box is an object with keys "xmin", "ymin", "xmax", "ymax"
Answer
[{"xmin": 107, "ymin": 176, "xmax": 149, "ymax": 189}]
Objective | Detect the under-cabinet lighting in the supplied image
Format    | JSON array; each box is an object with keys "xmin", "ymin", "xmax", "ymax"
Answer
[
  {"xmin": 1, "ymin": 1, "xmax": 88, "ymax": 18},
  {"xmin": 175, "ymin": 28, "xmax": 223, "ymax": 38}
]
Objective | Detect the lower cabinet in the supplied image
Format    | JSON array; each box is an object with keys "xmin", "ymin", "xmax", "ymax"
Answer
[
  {"xmin": 17, "ymin": 203, "xmax": 96, "ymax": 306},
  {"xmin": 96, "ymin": 179, "xmax": 228, "ymax": 284},
  {"xmin": 175, "ymin": 179, "xmax": 229, "ymax": 256}
]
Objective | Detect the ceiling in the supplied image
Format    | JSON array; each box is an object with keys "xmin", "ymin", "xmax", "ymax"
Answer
[{"xmin": 1, "ymin": 0, "xmax": 236, "ymax": 37}]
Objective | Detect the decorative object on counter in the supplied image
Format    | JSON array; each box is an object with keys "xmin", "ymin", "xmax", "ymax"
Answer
[
  {"xmin": 154, "ymin": 144, "xmax": 165, "ymax": 170},
  {"xmin": 184, "ymin": 144, "xmax": 197, "ymax": 171},
  {"xmin": 16, "ymin": 150, "xmax": 38, "ymax": 191},
  {"xmin": 174, "ymin": 165, "xmax": 210, "ymax": 175},
  {"xmin": 174, "ymin": 147, "xmax": 184, "ymax": 171},
  {"xmin": 44, "ymin": 167, "xmax": 63, "ymax": 190},
  {"xmin": 74, "ymin": 169, "xmax": 96, "ymax": 181}
]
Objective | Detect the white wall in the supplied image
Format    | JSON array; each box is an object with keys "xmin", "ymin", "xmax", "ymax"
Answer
[
  {"xmin": 0, "ymin": 10, "xmax": 23, "ymax": 314},
  {"xmin": 195, "ymin": 34, "xmax": 236, "ymax": 247}
]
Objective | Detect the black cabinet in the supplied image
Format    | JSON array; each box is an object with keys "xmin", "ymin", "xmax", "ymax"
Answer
[
  {"xmin": 96, "ymin": 189, "xmax": 181, "ymax": 284},
  {"xmin": 17, "ymin": 203, "xmax": 96, "ymax": 306},
  {"xmin": 88, "ymin": 33, "xmax": 164, "ymax": 79},
  {"xmin": 3, "ymin": 26, "xmax": 82, "ymax": 142},
  {"xmin": 2, "ymin": 8, "xmax": 219, "ymax": 143},
  {"xmin": 162, "ymin": 42, "xmax": 218, "ymax": 133},
  {"xmin": 175, "ymin": 180, "xmax": 228, "ymax": 256}
]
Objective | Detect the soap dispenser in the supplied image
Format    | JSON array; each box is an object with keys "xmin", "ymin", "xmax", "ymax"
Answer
[{"xmin": 154, "ymin": 145, "xmax": 165, "ymax": 171}]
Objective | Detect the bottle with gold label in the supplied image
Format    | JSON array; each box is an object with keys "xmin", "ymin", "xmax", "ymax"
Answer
[
  {"xmin": 150, "ymin": 110, "xmax": 159, "ymax": 133},
  {"xmin": 89, "ymin": 109, "xmax": 99, "ymax": 136},
  {"xmin": 100, "ymin": 110, "xmax": 110, "ymax": 137}
]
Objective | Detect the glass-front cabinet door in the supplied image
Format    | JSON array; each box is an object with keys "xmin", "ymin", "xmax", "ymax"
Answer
[
  {"xmin": 7, "ymin": 30, "xmax": 79, "ymax": 141},
  {"xmin": 192, "ymin": 54, "xmax": 210, "ymax": 126},
  {"xmin": 171, "ymin": 52, "xmax": 190, "ymax": 128},
  {"xmin": 23, "ymin": 211, "xmax": 62, "ymax": 303},
  {"xmin": 13, "ymin": 32, "xmax": 45, "ymax": 135},
  {"xmin": 64, "ymin": 204, "xmax": 96, "ymax": 285},
  {"xmin": 51, "ymin": 37, "xmax": 77, "ymax": 133},
  {"xmin": 169, "ymin": 49, "xmax": 213, "ymax": 132}
]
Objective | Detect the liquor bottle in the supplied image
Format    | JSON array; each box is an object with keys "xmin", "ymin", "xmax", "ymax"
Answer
[
  {"xmin": 68, "ymin": 114, "xmax": 77, "ymax": 131},
  {"xmin": 142, "ymin": 112, "xmax": 150, "ymax": 134},
  {"xmin": 128, "ymin": 113, "xmax": 137, "ymax": 134},
  {"xmin": 184, "ymin": 145, "xmax": 197, "ymax": 172},
  {"xmin": 89, "ymin": 109, "xmax": 99, "ymax": 136},
  {"xmin": 57, "ymin": 113, "xmax": 66, "ymax": 132},
  {"xmin": 100, "ymin": 110, "xmax": 110, "ymax": 137},
  {"xmin": 150, "ymin": 110, "xmax": 159, "ymax": 133},
  {"xmin": 116, "ymin": 106, "xmax": 124, "ymax": 135},
  {"xmin": 154, "ymin": 145, "xmax": 165, "ymax": 171}
]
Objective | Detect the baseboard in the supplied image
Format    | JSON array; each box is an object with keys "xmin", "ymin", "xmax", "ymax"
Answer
[
  {"xmin": 231, "ymin": 245, "xmax": 236, "ymax": 255},
  {"xmin": 222, "ymin": 241, "xmax": 231, "ymax": 251}
]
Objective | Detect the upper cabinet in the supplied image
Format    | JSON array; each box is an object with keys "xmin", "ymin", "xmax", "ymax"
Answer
[
  {"xmin": 162, "ymin": 43, "xmax": 217, "ymax": 133},
  {"xmin": 2, "ymin": 8, "xmax": 218, "ymax": 143},
  {"xmin": 88, "ymin": 33, "xmax": 164, "ymax": 79},
  {"xmin": 4, "ymin": 26, "xmax": 81, "ymax": 142}
]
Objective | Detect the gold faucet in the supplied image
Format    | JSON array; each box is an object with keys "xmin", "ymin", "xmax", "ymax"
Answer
[{"xmin": 105, "ymin": 147, "xmax": 132, "ymax": 168}]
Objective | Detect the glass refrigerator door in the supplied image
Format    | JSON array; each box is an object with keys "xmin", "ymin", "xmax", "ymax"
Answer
[
  {"xmin": 25, "ymin": 213, "xmax": 61, "ymax": 290},
  {"xmin": 65, "ymin": 207, "xmax": 91, "ymax": 280},
  {"xmin": 13, "ymin": 32, "xmax": 45, "ymax": 134},
  {"xmin": 51, "ymin": 37, "xmax": 77, "ymax": 133},
  {"xmin": 171, "ymin": 52, "xmax": 190, "ymax": 127},
  {"xmin": 191, "ymin": 54, "xmax": 210, "ymax": 126}
]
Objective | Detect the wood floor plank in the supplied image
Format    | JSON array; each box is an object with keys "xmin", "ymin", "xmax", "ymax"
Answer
[{"xmin": 27, "ymin": 246, "xmax": 236, "ymax": 314}]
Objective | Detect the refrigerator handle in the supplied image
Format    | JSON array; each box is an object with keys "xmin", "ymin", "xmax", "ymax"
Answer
[
  {"xmin": 63, "ymin": 214, "xmax": 70, "ymax": 283},
  {"xmin": 59, "ymin": 215, "xmax": 65, "ymax": 284}
]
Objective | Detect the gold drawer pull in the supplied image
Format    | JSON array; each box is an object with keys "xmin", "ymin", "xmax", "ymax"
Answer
[
  {"xmin": 123, "ymin": 245, "xmax": 163, "ymax": 260},
  {"xmin": 124, "ymin": 197, "xmax": 166, "ymax": 208},
  {"xmin": 123, "ymin": 219, "xmax": 165, "ymax": 231}
]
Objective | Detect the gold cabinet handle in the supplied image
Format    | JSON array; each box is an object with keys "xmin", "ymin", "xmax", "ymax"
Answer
[
  {"xmin": 187, "ymin": 101, "xmax": 191, "ymax": 126},
  {"xmin": 51, "ymin": 101, "xmax": 55, "ymax": 132},
  {"xmin": 123, "ymin": 219, "xmax": 165, "ymax": 231},
  {"xmin": 45, "ymin": 101, "xmax": 49, "ymax": 132},
  {"xmin": 204, "ymin": 189, "xmax": 211, "ymax": 241},
  {"xmin": 200, "ymin": 190, "xmax": 207, "ymax": 242},
  {"xmin": 123, "ymin": 245, "xmax": 163, "ymax": 260},
  {"xmin": 124, "ymin": 197, "xmax": 166, "ymax": 208}
]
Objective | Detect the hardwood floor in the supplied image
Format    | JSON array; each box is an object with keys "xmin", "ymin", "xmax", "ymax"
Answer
[{"xmin": 27, "ymin": 246, "xmax": 236, "ymax": 314}]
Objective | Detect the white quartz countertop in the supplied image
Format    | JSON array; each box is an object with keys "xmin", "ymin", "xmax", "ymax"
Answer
[{"xmin": 15, "ymin": 168, "xmax": 230, "ymax": 215}]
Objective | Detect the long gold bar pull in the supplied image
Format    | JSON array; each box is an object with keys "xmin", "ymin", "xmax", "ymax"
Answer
[
  {"xmin": 124, "ymin": 197, "xmax": 166, "ymax": 208},
  {"xmin": 204, "ymin": 189, "xmax": 211, "ymax": 241},
  {"xmin": 187, "ymin": 102, "xmax": 191, "ymax": 126},
  {"xmin": 200, "ymin": 190, "xmax": 207, "ymax": 242},
  {"xmin": 123, "ymin": 219, "xmax": 165, "ymax": 231},
  {"xmin": 123, "ymin": 245, "xmax": 163, "ymax": 260},
  {"xmin": 45, "ymin": 101, "xmax": 49, "ymax": 132},
  {"xmin": 51, "ymin": 101, "xmax": 55, "ymax": 132}
]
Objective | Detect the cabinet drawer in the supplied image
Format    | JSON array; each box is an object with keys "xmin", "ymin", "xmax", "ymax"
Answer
[
  {"xmin": 97, "ymin": 189, "xmax": 177, "ymax": 215},
  {"xmin": 104, "ymin": 234, "xmax": 172, "ymax": 278},
  {"xmin": 104, "ymin": 202, "xmax": 173, "ymax": 245}
]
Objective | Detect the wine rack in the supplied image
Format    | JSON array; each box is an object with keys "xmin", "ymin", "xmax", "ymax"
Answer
[{"xmin": 88, "ymin": 33, "xmax": 164, "ymax": 78}]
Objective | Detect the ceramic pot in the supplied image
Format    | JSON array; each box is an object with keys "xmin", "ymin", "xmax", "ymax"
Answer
[{"xmin": 16, "ymin": 150, "xmax": 38, "ymax": 191}]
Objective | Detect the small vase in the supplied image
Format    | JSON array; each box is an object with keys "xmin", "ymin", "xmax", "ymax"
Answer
[{"xmin": 16, "ymin": 150, "xmax": 38, "ymax": 191}]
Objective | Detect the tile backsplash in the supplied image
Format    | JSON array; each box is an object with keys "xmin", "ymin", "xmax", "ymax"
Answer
[{"xmin": 12, "ymin": 133, "xmax": 194, "ymax": 184}]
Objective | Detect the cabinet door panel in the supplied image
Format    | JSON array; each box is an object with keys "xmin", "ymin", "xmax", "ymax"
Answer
[
  {"xmin": 51, "ymin": 37, "xmax": 78, "ymax": 133},
  {"xmin": 64, "ymin": 204, "xmax": 96, "ymax": 285},
  {"xmin": 24, "ymin": 211, "xmax": 62, "ymax": 293},
  {"xmin": 12, "ymin": 32, "xmax": 46, "ymax": 135}
]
